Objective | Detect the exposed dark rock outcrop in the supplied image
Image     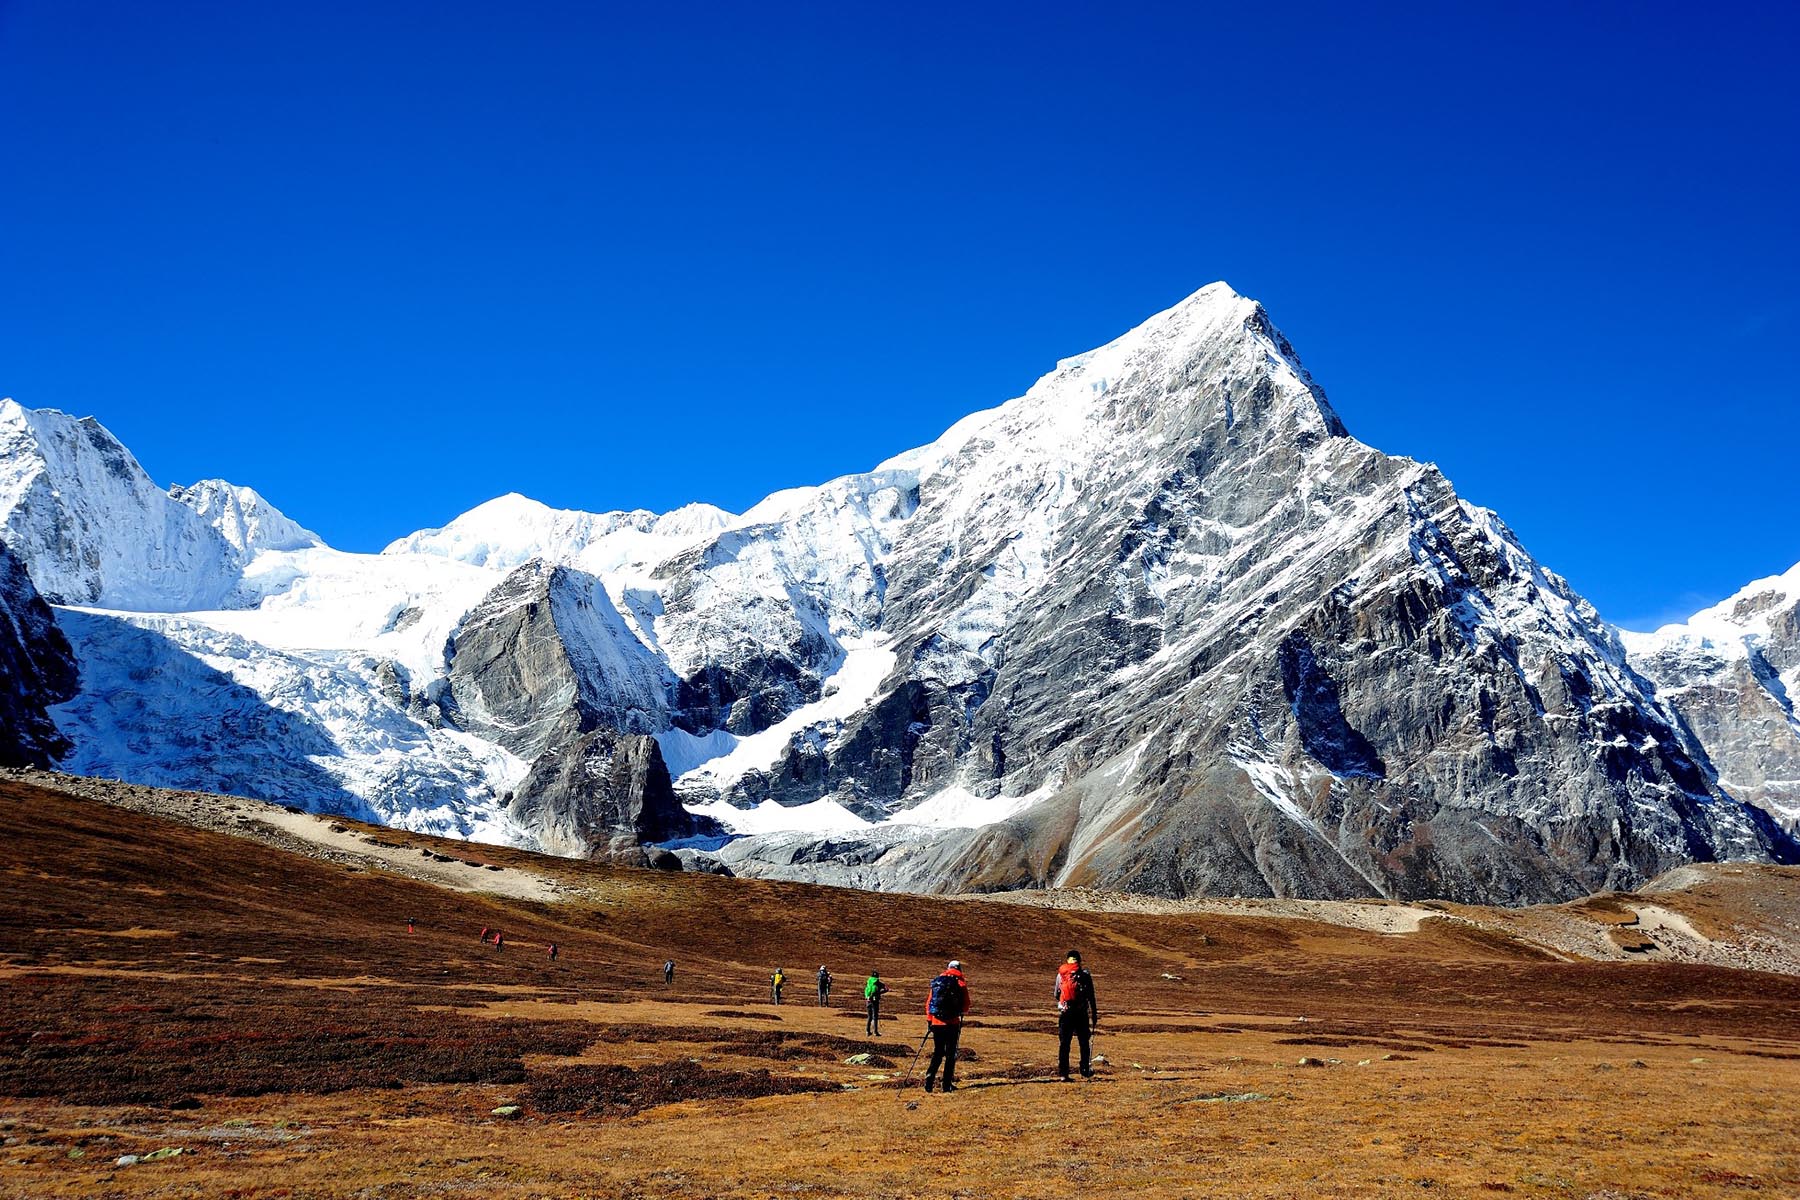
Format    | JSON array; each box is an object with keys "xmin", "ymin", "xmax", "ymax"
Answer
[
  {"xmin": 0, "ymin": 540, "xmax": 78, "ymax": 768},
  {"xmin": 448, "ymin": 560, "xmax": 704, "ymax": 855},
  {"xmin": 505, "ymin": 713, "xmax": 702, "ymax": 857}
]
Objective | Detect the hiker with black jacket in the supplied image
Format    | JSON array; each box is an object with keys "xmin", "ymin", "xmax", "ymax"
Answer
[
  {"xmin": 1054, "ymin": 950, "xmax": 1100, "ymax": 1080},
  {"xmin": 816, "ymin": 965, "xmax": 832, "ymax": 1006},
  {"xmin": 922, "ymin": 960, "xmax": 971, "ymax": 1093}
]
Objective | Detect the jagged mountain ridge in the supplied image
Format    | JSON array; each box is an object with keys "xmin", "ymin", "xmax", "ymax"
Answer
[{"xmin": 1, "ymin": 284, "xmax": 1792, "ymax": 901}]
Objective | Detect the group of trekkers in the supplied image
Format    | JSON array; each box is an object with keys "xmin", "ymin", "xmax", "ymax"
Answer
[
  {"xmin": 455, "ymin": 921, "xmax": 1101, "ymax": 1092},
  {"xmin": 765, "ymin": 965, "xmax": 843, "ymax": 1009},
  {"xmin": 760, "ymin": 951, "xmax": 1099, "ymax": 1092},
  {"xmin": 474, "ymin": 926, "xmax": 560, "ymax": 960}
]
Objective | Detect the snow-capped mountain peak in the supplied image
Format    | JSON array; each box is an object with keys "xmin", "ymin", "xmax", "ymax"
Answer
[
  {"xmin": 1623, "ymin": 562, "xmax": 1800, "ymax": 653},
  {"xmin": 1623, "ymin": 559, "xmax": 1800, "ymax": 830},
  {"xmin": 169, "ymin": 479, "xmax": 322, "ymax": 556},
  {"xmin": 0, "ymin": 399, "xmax": 244, "ymax": 609}
]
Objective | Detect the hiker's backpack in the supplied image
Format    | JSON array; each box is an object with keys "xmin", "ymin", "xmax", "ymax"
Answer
[
  {"xmin": 928, "ymin": 973, "xmax": 961, "ymax": 1020},
  {"xmin": 1058, "ymin": 967, "xmax": 1092, "ymax": 1006}
]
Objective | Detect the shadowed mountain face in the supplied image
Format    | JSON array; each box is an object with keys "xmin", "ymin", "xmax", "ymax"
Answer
[
  {"xmin": 0, "ymin": 540, "xmax": 77, "ymax": 768},
  {"xmin": 0, "ymin": 286, "xmax": 1792, "ymax": 899}
]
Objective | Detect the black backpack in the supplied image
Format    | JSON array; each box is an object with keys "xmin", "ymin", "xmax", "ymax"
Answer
[{"xmin": 928, "ymin": 973, "xmax": 961, "ymax": 1020}]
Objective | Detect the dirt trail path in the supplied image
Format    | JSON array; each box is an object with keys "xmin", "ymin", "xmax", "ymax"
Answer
[{"xmin": 251, "ymin": 808, "xmax": 562, "ymax": 902}]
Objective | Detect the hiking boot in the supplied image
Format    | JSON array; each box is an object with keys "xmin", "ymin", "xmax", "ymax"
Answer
[
  {"xmin": 923, "ymin": 1077, "xmax": 934, "ymax": 1093},
  {"xmin": 941, "ymin": 1083, "xmax": 956, "ymax": 1093}
]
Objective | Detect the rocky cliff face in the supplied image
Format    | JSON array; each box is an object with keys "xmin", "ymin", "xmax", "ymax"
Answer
[
  {"xmin": 669, "ymin": 288, "xmax": 1787, "ymax": 901},
  {"xmin": 445, "ymin": 559, "xmax": 704, "ymax": 853},
  {"xmin": 0, "ymin": 539, "xmax": 78, "ymax": 768},
  {"xmin": 506, "ymin": 717, "xmax": 691, "ymax": 862},
  {"xmin": 1624, "ymin": 566, "xmax": 1800, "ymax": 833},
  {"xmin": 3, "ymin": 286, "xmax": 1792, "ymax": 899}
]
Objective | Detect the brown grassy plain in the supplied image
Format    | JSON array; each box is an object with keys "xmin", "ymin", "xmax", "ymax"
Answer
[{"xmin": 2, "ymin": 776, "xmax": 1797, "ymax": 1199}]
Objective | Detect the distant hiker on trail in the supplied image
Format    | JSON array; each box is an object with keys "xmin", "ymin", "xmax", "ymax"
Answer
[
  {"xmin": 1054, "ymin": 950, "xmax": 1100, "ymax": 1081},
  {"xmin": 771, "ymin": 969, "xmax": 786, "ymax": 1005},
  {"xmin": 816, "ymin": 965, "xmax": 832, "ymax": 1006},
  {"xmin": 548, "ymin": 942, "xmax": 558, "ymax": 961},
  {"xmin": 407, "ymin": 918, "xmax": 415, "ymax": 934},
  {"xmin": 864, "ymin": 971, "xmax": 889, "ymax": 1035},
  {"xmin": 493, "ymin": 932, "xmax": 504, "ymax": 952},
  {"xmin": 663, "ymin": 959, "xmax": 675, "ymax": 985},
  {"xmin": 922, "ymin": 960, "xmax": 970, "ymax": 1093},
  {"xmin": 479, "ymin": 926, "xmax": 490, "ymax": 943}
]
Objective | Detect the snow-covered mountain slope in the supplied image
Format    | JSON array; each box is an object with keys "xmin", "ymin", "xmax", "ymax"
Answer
[
  {"xmin": 4, "ymin": 283, "xmax": 1794, "ymax": 899},
  {"xmin": 169, "ymin": 479, "xmax": 321, "ymax": 557},
  {"xmin": 50, "ymin": 606, "xmax": 521, "ymax": 839},
  {"xmin": 1623, "ymin": 563, "xmax": 1800, "ymax": 830},
  {"xmin": 0, "ymin": 400, "xmax": 253, "ymax": 609},
  {"xmin": 386, "ymin": 492, "xmax": 732, "ymax": 575}
]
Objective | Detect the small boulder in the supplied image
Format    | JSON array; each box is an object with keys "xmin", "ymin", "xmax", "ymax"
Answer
[{"xmin": 490, "ymin": 1105, "xmax": 522, "ymax": 1119}]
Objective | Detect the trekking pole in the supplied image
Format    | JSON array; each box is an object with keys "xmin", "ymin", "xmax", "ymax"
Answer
[{"xmin": 903, "ymin": 1024, "xmax": 931, "ymax": 1082}]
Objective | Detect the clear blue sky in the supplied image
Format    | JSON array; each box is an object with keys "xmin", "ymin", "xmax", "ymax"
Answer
[{"xmin": 2, "ymin": 2, "xmax": 1795, "ymax": 629}]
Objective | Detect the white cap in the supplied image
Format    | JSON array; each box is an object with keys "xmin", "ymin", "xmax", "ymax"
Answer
[{"xmin": 947, "ymin": 959, "xmax": 962, "ymax": 969}]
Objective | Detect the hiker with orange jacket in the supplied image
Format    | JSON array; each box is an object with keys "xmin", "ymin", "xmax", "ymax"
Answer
[
  {"xmin": 1054, "ymin": 950, "xmax": 1100, "ymax": 1080},
  {"xmin": 922, "ymin": 960, "xmax": 970, "ymax": 1093}
]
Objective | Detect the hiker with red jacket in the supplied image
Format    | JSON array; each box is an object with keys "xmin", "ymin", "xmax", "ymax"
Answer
[
  {"xmin": 1054, "ymin": 950, "xmax": 1100, "ymax": 1081},
  {"xmin": 922, "ymin": 959, "xmax": 970, "ymax": 1093}
]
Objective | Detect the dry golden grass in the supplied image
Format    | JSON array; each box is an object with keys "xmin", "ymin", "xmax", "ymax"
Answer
[{"xmin": 2, "ymin": 778, "xmax": 1797, "ymax": 1198}]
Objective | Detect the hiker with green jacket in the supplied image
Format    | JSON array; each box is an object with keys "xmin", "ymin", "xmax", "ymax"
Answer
[{"xmin": 864, "ymin": 970, "xmax": 889, "ymax": 1035}]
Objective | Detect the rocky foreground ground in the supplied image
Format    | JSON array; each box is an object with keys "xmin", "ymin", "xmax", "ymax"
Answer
[{"xmin": 2, "ymin": 772, "xmax": 1798, "ymax": 1198}]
